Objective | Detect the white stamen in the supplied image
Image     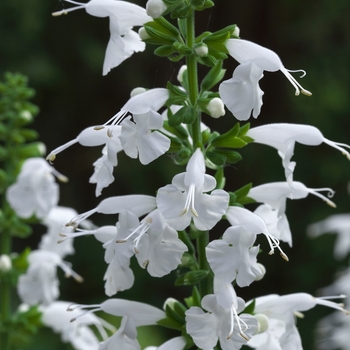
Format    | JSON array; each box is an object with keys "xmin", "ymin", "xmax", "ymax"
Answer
[
  {"xmin": 281, "ymin": 69, "xmax": 312, "ymax": 97},
  {"xmin": 307, "ymin": 187, "xmax": 336, "ymax": 208},
  {"xmin": 65, "ymin": 209, "xmax": 98, "ymax": 229},
  {"xmin": 52, "ymin": 0, "xmax": 86, "ymax": 16},
  {"xmin": 180, "ymin": 184, "xmax": 198, "ymax": 217},
  {"xmin": 323, "ymin": 138, "xmax": 350, "ymax": 161},
  {"xmin": 264, "ymin": 233, "xmax": 289, "ymax": 261},
  {"xmin": 46, "ymin": 139, "xmax": 78, "ymax": 163},
  {"xmin": 227, "ymin": 305, "xmax": 250, "ymax": 341}
]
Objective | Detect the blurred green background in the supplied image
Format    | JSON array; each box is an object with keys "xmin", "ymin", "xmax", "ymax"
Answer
[{"xmin": 1, "ymin": 0, "xmax": 350, "ymax": 349}]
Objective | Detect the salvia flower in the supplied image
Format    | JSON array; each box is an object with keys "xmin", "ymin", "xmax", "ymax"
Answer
[
  {"xmin": 6, "ymin": 157, "xmax": 65, "ymax": 219},
  {"xmin": 247, "ymin": 293, "xmax": 349, "ymax": 350},
  {"xmin": 186, "ymin": 284, "xmax": 258, "ymax": 350},
  {"xmin": 206, "ymin": 225, "xmax": 261, "ymax": 287},
  {"xmin": 308, "ymin": 214, "xmax": 350, "ymax": 260},
  {"xmin": 41, "ymin": 301, "xmax": 114, "ymax": 350},
  {"xmin": 157, "ymin": 148, "xmax": 229, "ymax": 231},
  {"xmin": 247, "ymin": 123, "xmax": 350, "ymax": 187},
  {"xmin": 39, "ymin": 206, "xmax": 78, "ymax": 258},
  {"xmin": 226, "ymin": 206, "xmax": 288, "ymax": 261},
  {"xmin": 115, "ymin": 88, "xmax": 171, "ymax": 165},
  {"xmin": 219, "ymin": 39, "xmax": 311, "ymax": 120},
  {"xmin": 69, "ymin": 299, "xmax": 166, "ymax": 350},
  {"xmin": 52, "ymin": 0, "xmax": 151, "ymax": 75},
  {"xmin": 63, "ymin": 194, "xmax": 156, "ymax": 230},
  {"xmin": 18, "ymin": 250, "xmax": 83, "ymax": 306}
]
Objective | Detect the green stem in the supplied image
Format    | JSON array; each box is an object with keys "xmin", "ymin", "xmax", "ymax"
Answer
[
  {"xmin": 0, "ymin": 222, "xmax": 12, "ymax": 350},
  {"xmin": 185, "ymin": 10, "xmax": 201, "ymax": 148},
  {"xmin": 196, "ymin": 231, "xmax": 212, "ymax": 296}
]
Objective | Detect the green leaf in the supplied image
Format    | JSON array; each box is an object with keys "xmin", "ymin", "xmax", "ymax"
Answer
[
  {"xmin": 211, "ymin": 123, "xmax": 249, "ymax": 149},
  {"xmin": 200, "ymin": 60, "xmax": 226, "ymax": 92},
  {"xmin": 242, "ymin": 299, "xmax": 256, "ymax": 315},
  {"xmin": 163, "ymin": 121, "xmax": 189, "ymax": 139},
  {"xmin": 214, "ymin": 149, "xmax": 242, "ymax": 164},
  {"xmin": 184, "ymin": 286, "xmax": 202, "ymax": 308},
  {"xmin": 206, "ymin": 150, "xmax": 226, "ymax": 167},
  {"xmin": 166, "ymin": 81, "xmax": 188, "ymax": 105},
  {"xmin": 154, "ymin": 45, "xmax": 175, "ymax": 57},
  {"xmin": 12, "ymin": 247, "xmax": 31, "ymax": 272},
  {"xmin": 175, "ymin": 270, "xmax": 209, "ymax": 286},
  {"xmin": 157, "ymin": 317, "xmax": 183, "ymax": 331}
]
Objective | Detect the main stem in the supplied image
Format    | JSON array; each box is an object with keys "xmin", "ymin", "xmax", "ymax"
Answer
[
  {"xmin": 0, "ymin": 215, "xmax": 13, "ymax": 350},
  {"xmin": 185, "ymin": 11, "xmax": 201, "ymax": 147},
  {"xmin": 185, "ymin": 10, "xmax": 212, "ymax": 297}
]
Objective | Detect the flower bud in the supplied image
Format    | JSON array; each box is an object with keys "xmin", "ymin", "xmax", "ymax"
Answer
[
  {"xmin": 177, "ymin": 65, "xmax": 187, "ymax": 83},
  {"xmin": 146, "ymin": 0, "xmax": 167, "ymax": 18},
  {"xmin": 232, "ymin": 26, "xmax": 240, "ymax": 38},
  {"xmin": 130, "ymin": 87, "xmax": 147, "ymax": 97},
  {"xmin": 194, "ymin": 43, "xmax": 209, "ymax": 57},
  {"xmin": 207, "ymin": 98, "xmax": 225, "ymax": 118},
  {"xmin": 254, "ymin": 263, "xmax": 266, "ymax": 281},
  {"xmin": 0, "ymin": 254, "xmax": 12, "ymax": 272},
  {"xmin": 255, "ymin": 313, "xmax": 269, "ymax": 334},
  {"xmin": 20, "ymin": 110, "xmax": 33, "ymax": 122},
  {"xmin": 138, "ymin": 27, "xmax": 150, "ymax": 41}
]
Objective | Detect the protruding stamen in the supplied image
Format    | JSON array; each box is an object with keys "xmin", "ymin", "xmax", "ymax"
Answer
[
  {"xmin": 323, "ymin": 138, "xmax": 350, "ymax": 161},
  {"xmin": 46, "ymin": 139, "xmax": 79, "ymax": 163},
  {"xmin": 308, "ymin": 187, "xmax": 336, "ymax": 208},
  {"xmin": 281, "ymin": 69, "xmax": 312, "ymax": 97},
  {"xmin": 227, "ymin": 305, "xmax": 250, "ymax": 341},
  {"xmin": 65, "ymin": 209, "xmax": 98, "ymax": 229},
  {"xmin": 52, "ymin": 0, "xmax": 86, "ymax": 16},
  {"xmin": 180, "ymin": 184, "xmax": 198, "ymax": 217},
  {"xmin": 264, "ymin": 233, "xmax": 289, "ymax": 261}
]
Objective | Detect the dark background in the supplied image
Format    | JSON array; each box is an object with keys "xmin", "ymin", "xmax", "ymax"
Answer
[{"xmin": 1, "ymin": 0, "xmax": 350, "ymax": 348}]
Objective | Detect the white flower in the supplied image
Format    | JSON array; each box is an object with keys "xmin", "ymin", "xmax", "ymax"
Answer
[
  {"xmin": 157, "ymin": 148, "xmax": 229, "ymax": 231},
  {"xmin": 249, "ymin": 181, "xmax": 336, "ymax": 246},
  {"xmin": 146, "ymin": 0, "xmax": 167, "ymax": 18},
  {"xmin": 39, "ymin": 206, "xmax": 78, "ymax": 258},
  {"xmin": 6, "ymin": 158, "xmax": 64, "ymax": 219},
  {"xmin": 144, "ymin": 336, "xmax": 187, "ymax": 350},
  {"xmin": 219, "ymin": 61, "xmax": 264, "ymax": 120},
  {"xmin": 117, "ymin": 88, "xmax": 171, "ymax": 164},
  {"xmin": 52, "ymin": 0, "xmax": 151, "ymax": 75},
  {"xmin": 47, "ymin": 125, "xmax": 123, "ymax": 196},
  {"xmin": 63, "ymin": 194, "xmax": 156, "ymax": 229},
  {"xmin": 226, "ymin": 206, "xmax": 288, "ymax": 261},
  {"xmin": 119, "ymin": 110, "xmax": 170, "ymax": 165},
  {"xmin": 254, "ymin": 204, "xmax": 292, "ymax": 247},
  {"xmin": 103, "ymin": 211, "xmax": 139, "ymax": 295},
  {"xmin": 247, "ymin": 123, "xmax": 350, "ymax": 186},
  {"xmin": 206, "ymin": 226, "xmax": 261, "ymax": 287},
  {"xmin": 89, "ymin": 147, "xmax": 116, "ymax": 196},
  {"xmin": 308, "ymin": 214, "xmax": 350, "ymax": 260},
  {"xmin": 130, "ymin": 209, "xmax": 188, "ymax": 277},
  {"xmin": 69, "ymin": 299, "xmax": 166, "ymax": 350},
  {"xmin": 41, "ymin": 301, "xmax": 114, "ymax": 350},
  {"xmin": 186, "ymin": 287, "xmax": 258, "ymax": 350},
  {"xmin": 219, "ymin": 39, "xmax": 311, "ymax": 120},
  {"xmin": 247, "ymin": 293, "xmax": 348, "ymax": 350},
  {"xmin": 18, "ymin": 250, "xmax": 83, "ymax": 306}
]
